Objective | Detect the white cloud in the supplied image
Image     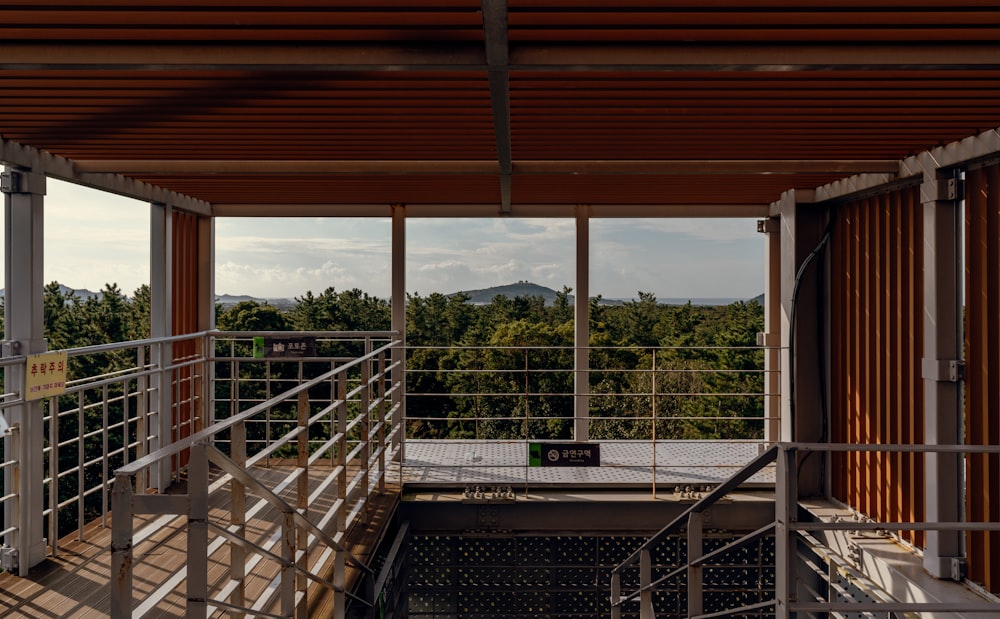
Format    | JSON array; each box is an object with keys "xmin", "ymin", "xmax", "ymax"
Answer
[{"xmin": 2, "ymin": 192, "xmax": 763, "ymax": 302}]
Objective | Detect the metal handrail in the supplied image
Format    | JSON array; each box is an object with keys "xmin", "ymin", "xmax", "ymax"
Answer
[
  {"xmin": 612, "ymin": 441, "xmax": 1000, "ymax": 618},
  {"xmin": 110, "ymin": 337, "xmax": 402, "ymax": 618},
  {"xmin": 116, "ymin": 339, "xmax": 398, "ymax": 476},
  {"xmin": 612, "ymin": 443, "xmax": 778, "ymax": 574}
]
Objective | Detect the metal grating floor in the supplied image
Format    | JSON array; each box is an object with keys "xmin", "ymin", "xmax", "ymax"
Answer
[{"xmin": 400, "ymin": 440, "xmax": 774, "ymax": 488}]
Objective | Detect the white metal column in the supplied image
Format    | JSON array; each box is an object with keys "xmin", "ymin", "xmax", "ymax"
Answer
[
  {"xmin": 920, "ymin": 166, "xmax": 965, "ymax": 579},
  {"xmin": 391, "ymin": 205, "xmax": 406, "ymax": 460},
  {"xmin": 760, "ymin": 216, "xmax": 781, "ymax": 443},
  {"xmin": 1, "ymin": 166, "xmax": 48, "ymax": 575},
  {"xmin": 149, "ymin": 202, "xmax": 173, "ymax": 492},
  {"xmin": 574, "ymin": 205, "xmax": 590, "ymax": 442}
]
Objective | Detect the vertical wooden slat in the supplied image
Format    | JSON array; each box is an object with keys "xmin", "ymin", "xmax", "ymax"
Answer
[
  {"xmin": 867, "ymin": 196, "xmax": 879, "ymax": 518},
  {"xmin": 966, "ymin": 163, "xmax": 1000, "ymax": 592},
  {"xmin": 886, "ymin": 192, "xmax": 900, "ymax": 528},
  {"xmin": 877, "ymin": 194, "xmax": 889, "ymax": 524},
  {"xmin": 171, "ymin": 211, "xmax": 200, "ymax": 469},
  {"xmin": 850, "ymin": 202, "xmax": 863, "ymax": 511},
  {"xmin": 830, "ymin": 186, "xmax": 924, "ymax": 548},
  {"xmin": 986, "ymin": 163, "xmax": 1000, "ymax": 590},
  {"xmin": 966, "ymin": 167, "xmax": 985, "ymax": 586}
]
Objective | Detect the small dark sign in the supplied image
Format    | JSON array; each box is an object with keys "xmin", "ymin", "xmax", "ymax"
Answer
[
  {"xmin": 253, "ymin": 336, "xmax": 316, "ymax": 359},
  {"xmin": 528, "ymin": 442, "xmax": 601, "ymax": 467}
]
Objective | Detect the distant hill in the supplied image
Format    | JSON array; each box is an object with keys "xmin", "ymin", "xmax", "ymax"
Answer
[
  {"xmin": 0, "ymin": 284, "xmax": 101, "ymax": 302},
  {"xmin": 451, "ymin": 282, "xmax": 759, "ymax": 307},
  {"xmin": 215, "ymin": 293, "xmax": 296, "ymax": 311},
  {"xmin": 453, "ymin": 282, "xmax": 570, "ymax": 306}
]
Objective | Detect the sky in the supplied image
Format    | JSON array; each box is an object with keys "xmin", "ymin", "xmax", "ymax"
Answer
[{"xmin": 0, "ymin": 178, "xmax": 765, "ymax": 301}]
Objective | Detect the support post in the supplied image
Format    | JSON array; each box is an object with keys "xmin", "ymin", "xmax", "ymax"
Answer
[
  {"xmin": 920, "ymin": 165, "xmax": 965, "ymax": 579},
  {"xmin": 150, "ymin": 202, "xmax": 173, "ymax": 492},
  {"xmin": 610, "ymin": 571, "xmax": 621, "ymax": 619},
  {"xmin": 759, "ymin": 216, "xmax": 782, "ymax": 443},
  {"xmin": 774, "ymin": 444, "xmax": 797, "ymax": 618},
  {"xmin": 639, "ymin": 548, "xmax": 653, "ymax": 619},
  {"xmin": 187, "ymin": 443, "xmax": 209, "ymax": 616},
  {"xmin": 391, "ymin": 205, "xmax": 406, "ymax": 462},
  {"xmin": 687, "ymin": 511, "xmax": 704, "ymax": 617},
  {"xmin": 296, "ymin": 390, "xmax": 309, "ymax": 616},
  {"xmin": 574, "ymin": 205, "xmax": 590, "ymax": 442},
  {"xmin": 2, "ymin": 166, "xmax": 48, "ymax": 575},
  {"xmin": 110, "ymin": 475, "xmax": 134, "ymax": 618},
  {"xmin": 778, "ymin": 190, "xmax": 826, "ymax": 495},
  {"xmin": 229, "ymin": 420, "xmax": 247, "ymax": 617},
  {"xmin": 196, "ymin": 215, "xmax": 215, "ymax": 432}
]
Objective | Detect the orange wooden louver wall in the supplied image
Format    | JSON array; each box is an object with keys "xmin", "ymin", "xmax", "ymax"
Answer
[
  {"xmin": 171, "ymin": 210, "xmax": 201, "ymax": 468},
  {"xmin": 965, "ymin": 163, "xmax": 1000, "ymax": 593},
  {"xmin": 830, "ymin": 186, "xmax": 925, "ymax": 548}
]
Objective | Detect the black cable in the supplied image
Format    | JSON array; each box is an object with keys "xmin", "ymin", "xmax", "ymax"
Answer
[{"xmin": 788, "ymin": 210, "xmax": 837, "ymax": 482}]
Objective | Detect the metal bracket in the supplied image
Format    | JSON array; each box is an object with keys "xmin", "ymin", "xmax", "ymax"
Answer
[
  {"xmin": 1, "ymin": 170, "xmax": 46, "ymax": 195},
  {"xmin": 463, "ymin": 485, "xmax": 515, "ymax": 504},
  {"xmin": 951, "ymin": 557, "xmax": 967, "ymax": 581},
  {"xmin": 757, "ymin": 218, "xmax": 779, "ymax": 234},
  {"xmin": 756, "ymin": 332, "xmax": 779, "ymax": 347},
  {"xmin": 1, "ymin": 547, "xmax": 18, "ymax": 572},
  {"xmin": 921, "ymin": 176, "xmax": 964, "ymax": 203},
  {"xmin": 922, "ymin": 358, "xmax": 966, "ymax": 382}
]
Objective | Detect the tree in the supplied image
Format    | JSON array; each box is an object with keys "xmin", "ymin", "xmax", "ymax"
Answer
[{"xmin": 217, "ymin": 300, "xmax": 289, "ymax": 331}]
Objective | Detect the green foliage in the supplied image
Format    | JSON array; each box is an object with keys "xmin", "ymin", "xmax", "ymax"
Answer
[
  {"xmin": 402, "ymin": 290, "xmax": 765, "ymax": 442},
  {"xmin": 11, "ymin": 281, "xmax": 764, "ymax": 546}
]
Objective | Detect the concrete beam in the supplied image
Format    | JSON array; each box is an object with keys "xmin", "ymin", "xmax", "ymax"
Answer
[{"xmin": 210, "ymin": 202, "xmax": 771, "ymax": 218}]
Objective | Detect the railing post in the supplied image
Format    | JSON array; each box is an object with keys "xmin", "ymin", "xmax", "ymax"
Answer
[
  {"xmin": 688, "ymin": 510, "xmax": 704, "ymax": 617},
  {"xmin": 334, "ymin": 539, "xmax": 346, "ymax": 619},
  {"xmin": 136, "ymin": 345, "xmax": 148, "ymax": 493},
  {"xmin": 651, "ymin": 349, "xmax": 658, "ymax": 498},
  {"xmin": 48, "ymin": 397, "xmax": 59, "ymax": 558},
  {"xmin": 110, "ymin": 474, "xmax": 134, "ymax": 619},
  {"xmin": 610, "ymin": 570, "xmax": 622, "ymax": 619},
  {"xmin": 153, "ymin": 339, "xmax": 174, "ymax": 493},
  {"xmin": 281, "ymin": 511, "xmax": 296, "ymax": 617},
  {"xmin": 187, "ymin": 442, "xmax": 209, "ymax": 617},
  {"xmin": 775, "ymin": 443, "xmax": 796, "ymax": 618},
  {"xmin": 391, "ymin": 339, "xmax": 404, "ymax": 463},
  {"xmin": 377, "ymin": 351, "xmax": 387, "ymax": 494},
  {"xmin": 361, "ymin": 338, "xmax": 371, "ymax": 525},
  {"xmin": 296, "ymin": 390, "xmax": 309, "ymax": 617},
  {"xmin": 229, "ymin": 419, "xmax": 247, "ymax": 617},
  {"xmin": 337, "ymin": 372, "xmax": 348, "ymax": 533},
  {"xmin": 639, "ymin": 548, "xmax": 654, "ymax": 619}
]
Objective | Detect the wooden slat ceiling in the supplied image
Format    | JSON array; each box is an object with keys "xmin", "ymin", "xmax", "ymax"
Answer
[{"xmin": 2, "ymin": 1, "xmax": 1000, "ymax": 215}]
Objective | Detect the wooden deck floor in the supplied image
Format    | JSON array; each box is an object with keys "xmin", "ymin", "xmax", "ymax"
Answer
[{"xmin": 0, "ymin": 465, "xmax": 400, "ymax": 618}]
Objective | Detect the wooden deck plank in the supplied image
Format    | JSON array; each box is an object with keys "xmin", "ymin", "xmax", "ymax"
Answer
[{"xmin": 0, "ymin": 461, "xmax": 400, "ymax": 618}]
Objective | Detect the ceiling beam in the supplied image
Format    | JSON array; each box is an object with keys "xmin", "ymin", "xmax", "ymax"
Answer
[
  {"xmin": 481, "ymin": 0, "xmax": 512, "ymax": 214},
  {"xmin": 3, "ymin": 43, "xmax": 999, "ymax": 71},
  {"xmin": 73, "ymin": 159, "xmax": 900, "ymax": 175},
  {"xmin": 1, "ymin": 138, "xmax": 210, "ymax": 214},
  {"xmin": 211, "ymin": 203, "xmax": 770, "ymax": 218}
]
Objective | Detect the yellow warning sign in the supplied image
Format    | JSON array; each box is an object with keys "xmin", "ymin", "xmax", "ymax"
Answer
[{"xmin": 25, "ymin": 351, "xmax": 68, "ymax": 401}]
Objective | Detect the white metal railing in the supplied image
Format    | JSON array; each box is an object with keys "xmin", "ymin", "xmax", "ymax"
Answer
[
  {"xmin": 403, "ymin": 344, "xmax": 775, "ymax": 492},
  {"xmin": 0, "ymin": 331, "xmax": 400, "ymax": 576},
  {"xmin": 405, "ymin": 345, "xmax": 773, "ymax": 441},
  {"xmin": 1, "ymin": 331, "xmax": 213, "ymax": 565},
  {"xmin": 611, "ymin": 442, "xmax": 1000, "ymax": 618},
  {"xmin": 111, "ymin": 336, "xmax": 402, "ymax": 618}
]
